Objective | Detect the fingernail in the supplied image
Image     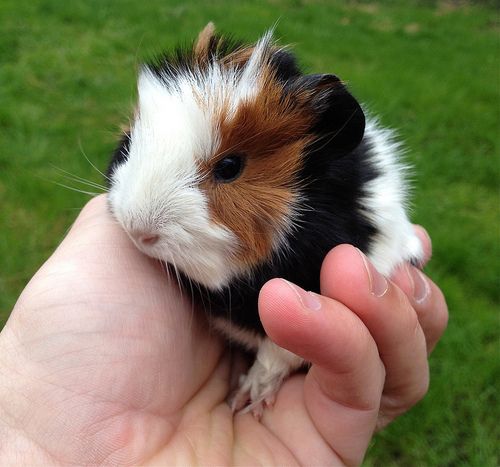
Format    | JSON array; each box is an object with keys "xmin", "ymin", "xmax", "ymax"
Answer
[
  {"xmin": 409, "ymin": 267, "xmax": 430, "ymax": 303},
  {"xmin": 356, "ymin": 248, "xmax": 388, "ymax": 297},
  {"xmin": 281, "ymin": 279, "xmax": 322, "ymax": 311},
  {"xmin": 414, "ymin": 225, "xmax": 433, "ymax": 264},
  {"xmin": 399, "ymin": 263, "xmax": 414, "ymax": 290}
]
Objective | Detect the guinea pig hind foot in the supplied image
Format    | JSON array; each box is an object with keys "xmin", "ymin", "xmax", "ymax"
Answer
[
  {"xmin": 230, "ymin": 338, "xmax": 305, "ymax": 419},
  {"xmin": 230, "ymin": 374, "xmax": 279, "ymax": 420}
]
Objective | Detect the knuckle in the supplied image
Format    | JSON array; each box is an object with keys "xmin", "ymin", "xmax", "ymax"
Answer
[
  {"xmin": 410, "ymin": 373, "xmax": 430, "ymax": 406},
  {"xmin": 428, "ymin": 284, "xmax": 449, "ymax": 338},
  {"xmin": 393, "ymin": 370, "xmax": 430, "ymax": 410},
  {"xmin": 435, "ymin": 290, "xmax": 449, "ymax": 327}
]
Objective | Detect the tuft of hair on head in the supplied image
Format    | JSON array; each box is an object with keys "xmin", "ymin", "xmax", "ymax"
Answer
[{"xmin": 192, "ymin": 22, "xmax": 278, "ymax": 74}]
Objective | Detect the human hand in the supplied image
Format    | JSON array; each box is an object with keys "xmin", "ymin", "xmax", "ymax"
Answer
[{"xmin": 0, "ymin": 195, "xmax": 447, "ymax": 465}]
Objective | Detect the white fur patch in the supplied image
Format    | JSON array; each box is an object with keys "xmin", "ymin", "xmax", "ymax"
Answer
[
  {"xmin": 361, "ymin": 118, "xmax": 424, "ymax": 275},
  {"xmin": 108, "ymin": 69, "xmax": 236, "ymax": 288},
  {"xmin": 108, "ymin": 38, "xmax": 278, "ymax": 290},
  {"xmin": 211, "ymin": 317, "xmax": 262, "ymax": 351}
]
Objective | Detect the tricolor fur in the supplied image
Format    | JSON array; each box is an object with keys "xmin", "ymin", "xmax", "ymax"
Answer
[{"xmin": 107, "ymin": 24, "xmax": 423, "ymax": 337}]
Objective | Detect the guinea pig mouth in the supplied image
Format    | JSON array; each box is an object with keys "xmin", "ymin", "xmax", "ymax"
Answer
[
  {"xmin": 119, "ymin": 226, "xmax": 163, "ymax": 259},
  {"xmin": 134, "ymin": 236, "xmax": 239, "ymax": 290},
  {"xmin": 129, "ymin": 230, "xmax": 160, "ymax": 248}
]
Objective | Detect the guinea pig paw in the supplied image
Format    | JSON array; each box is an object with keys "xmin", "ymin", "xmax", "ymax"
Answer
[
  {"xmin": 230, "ymin": 388, "xmax": 251, "ymax": 413},
  {"xmin": 264, "ymin": 392, "xmax": 277, "ymax": 408},
  {"xmin": 245, "ymin": 392, "xmax": 276, "ymax": 420},
  {"xmin": 248, "ymin": 400, "xmax": 265, "ymax": 421},
  {"xmin": 232, "ymin": 363, "xmax": 286, "ymax": 418}
]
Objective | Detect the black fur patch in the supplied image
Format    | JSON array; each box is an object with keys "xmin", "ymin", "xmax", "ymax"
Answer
[
  {"xmin": 147, "ymin": 33, "xmax": 242, "ymax": 86},
  {"xmin": 106, "ymin": 132, "xmax": 131, "ymax": 184}
]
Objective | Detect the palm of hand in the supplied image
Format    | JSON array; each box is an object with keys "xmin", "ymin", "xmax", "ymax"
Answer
[
  {"xmin": 1, "ymin": 196, "xmax": 448, "ymax": 466},
  {"xmin": 0, "ymin": 198, "xmax": 341, "ymax": 465}
]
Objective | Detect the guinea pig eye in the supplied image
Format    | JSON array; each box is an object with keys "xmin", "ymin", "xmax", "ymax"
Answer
[{"xmin": 213, "ymin": 154, "xmax": 246, "ymax": 183}]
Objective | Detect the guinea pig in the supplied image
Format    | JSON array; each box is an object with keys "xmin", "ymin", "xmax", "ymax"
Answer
[{"xmin": 106, "ymin": 23, "xmax": 424, "ymax": 415}]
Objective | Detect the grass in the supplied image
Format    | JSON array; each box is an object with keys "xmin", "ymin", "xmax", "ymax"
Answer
[{"xmin": 0, "ymin": 0, "xmax": 498, "ymax": 464}]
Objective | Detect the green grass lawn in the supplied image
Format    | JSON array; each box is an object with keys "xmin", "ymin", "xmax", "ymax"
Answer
[{"xmin": 1, "ymin": 0, "xmax": 498, "ymax": 464}]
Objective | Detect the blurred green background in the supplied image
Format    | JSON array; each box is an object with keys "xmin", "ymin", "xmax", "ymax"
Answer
[{"xmin": 1, "ymin": 0, "xmax": 498, "ymax": 465}]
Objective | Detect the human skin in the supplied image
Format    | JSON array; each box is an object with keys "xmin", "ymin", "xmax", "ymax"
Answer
[{"xmin": 0, "ymin": 195, "xmax": 448, "ymax": 466}]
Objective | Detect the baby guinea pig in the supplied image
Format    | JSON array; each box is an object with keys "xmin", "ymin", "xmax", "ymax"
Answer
[{"xmin": 106, "ymin": 23, "xmax": 424, "ymax": 415}]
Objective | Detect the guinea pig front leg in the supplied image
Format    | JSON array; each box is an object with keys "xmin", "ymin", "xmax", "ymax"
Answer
[{"xmin": 231, "ymin": 337, "xmax": 305, "ymax": 418}]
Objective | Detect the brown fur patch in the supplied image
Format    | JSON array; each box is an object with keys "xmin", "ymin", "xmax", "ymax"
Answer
[{"xmin": 199, "ymin": 66, "xmax": 314, "ymax": 269}]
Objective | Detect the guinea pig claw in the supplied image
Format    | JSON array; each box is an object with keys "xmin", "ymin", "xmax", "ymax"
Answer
[
  {"xmin": 251, "ymin": 403, "xmax": 264, "ymax": 420},
  {"xmin": 264, "ymin": 393, "xmax": 276, "ymax": 408},
  {"xmin": 230, "ymin": 390, "xmax": 250, "ymax": 413},
  {"xmin": 238, "ymin": 398, "xmax": 264, "ymax": 420},
  {"xmin": 250, "ymin": 393, "xmax": 275, "ymax": 420},
  {"xmin": 231, "ymin": 389, "xmax": 277, "ymax": 420}
]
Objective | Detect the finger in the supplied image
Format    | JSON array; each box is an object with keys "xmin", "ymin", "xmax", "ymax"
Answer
[
  {"xmin": 65, "ymin": 194, "xmax": 134, "ymax": 251},
  {"xmin": 413, "ymin": 224, "xmax": 432, "ymax": 267},
  {"xmin": 259, "ymin": 279, "xmax": 384, "ymax": 466},
  {"xmin": 320, "ymin": 245, "xmax": 430, "ymax": 423},
  {"xmin": 389, "ymin": 226, "xmax": 448, "ymax": 353},
  {"xmin": 390, "ymin": 264, "xmax": 448, "ymax": 353}
]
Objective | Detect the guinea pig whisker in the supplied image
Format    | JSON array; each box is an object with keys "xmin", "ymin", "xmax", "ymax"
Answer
[
  {"xmin": 31, "ymin": 167, "xmax": 95, "ymax": 196},
  {"xmin": 50, "ymin": 165, "xmax": 108, "ymax": 191},
  {"xmin": 184, "ymin": 273, "xmax": 197, "ymax": 333},
  {"xmin": 67, "ymin": 177, "xmax": 107, "ymax": 191},
  {"xmin": 59, "ymin": 177, "xmax": 107, "ymax": 192},
  {"xmin": 50, "ymin": 164, "xmax": 106, "ymax": 189},
  {"xmin": 168, "ymin": 256, "xmax": 198, "ymax": 334},
  {"xmin": 78, "ymin": 139, "xmax": 112, "ymax": 182},
  {"xmin": 50, "ymin": 181, "xmax": 101, "ymax": 197},
  {"xmin": 169, "ymin": 257, "xmax": 184, "ymax": 294},
  {"xmin": 190, "ymin": 261, "xmax": 213, "ymax": 321}
]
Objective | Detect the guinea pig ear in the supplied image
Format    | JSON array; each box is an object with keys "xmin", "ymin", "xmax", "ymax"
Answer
[
  {"xmin": 295, "ymin": 74, "xmax": 365, "ymax": 154},
  {"xmin": 194, "ymin": 22, "xmax": 217, "ymax": 60},
  {"xmin": 269, "ymin": 48, "xmax": 302, "ymax": 83}
]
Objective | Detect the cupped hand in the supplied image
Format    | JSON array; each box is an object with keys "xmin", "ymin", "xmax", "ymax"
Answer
[{"xmin": 0, "ymin": 195, "xmax": 447, "ymax": 466}]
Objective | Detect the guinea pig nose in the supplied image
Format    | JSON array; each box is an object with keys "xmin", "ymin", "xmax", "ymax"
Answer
[
  {"xmin": 130, "ymin": 229, "xmax": 159, "ymax": 246},
  {"xmin": 138, "ymin": 233, "xmax": 159, "ymax": 245}
]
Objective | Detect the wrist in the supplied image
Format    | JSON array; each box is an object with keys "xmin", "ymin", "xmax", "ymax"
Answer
[
  {"xmin": 0, "ymin": 424, "xmax": 56, "ymax": 465},
  {"xmin": 0, "ymin": 329, "xmax": 54, "ymax": 464}
]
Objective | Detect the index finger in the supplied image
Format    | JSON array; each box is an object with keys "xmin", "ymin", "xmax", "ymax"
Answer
[{"xmin": 320, "ymin": 245, "xmax": 430, "ymax": 426}]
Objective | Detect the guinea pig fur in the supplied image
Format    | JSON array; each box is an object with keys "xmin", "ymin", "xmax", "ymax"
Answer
[{"xmin": 106, "ymin": 23, "xmax": 424, "ymax": 414}]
